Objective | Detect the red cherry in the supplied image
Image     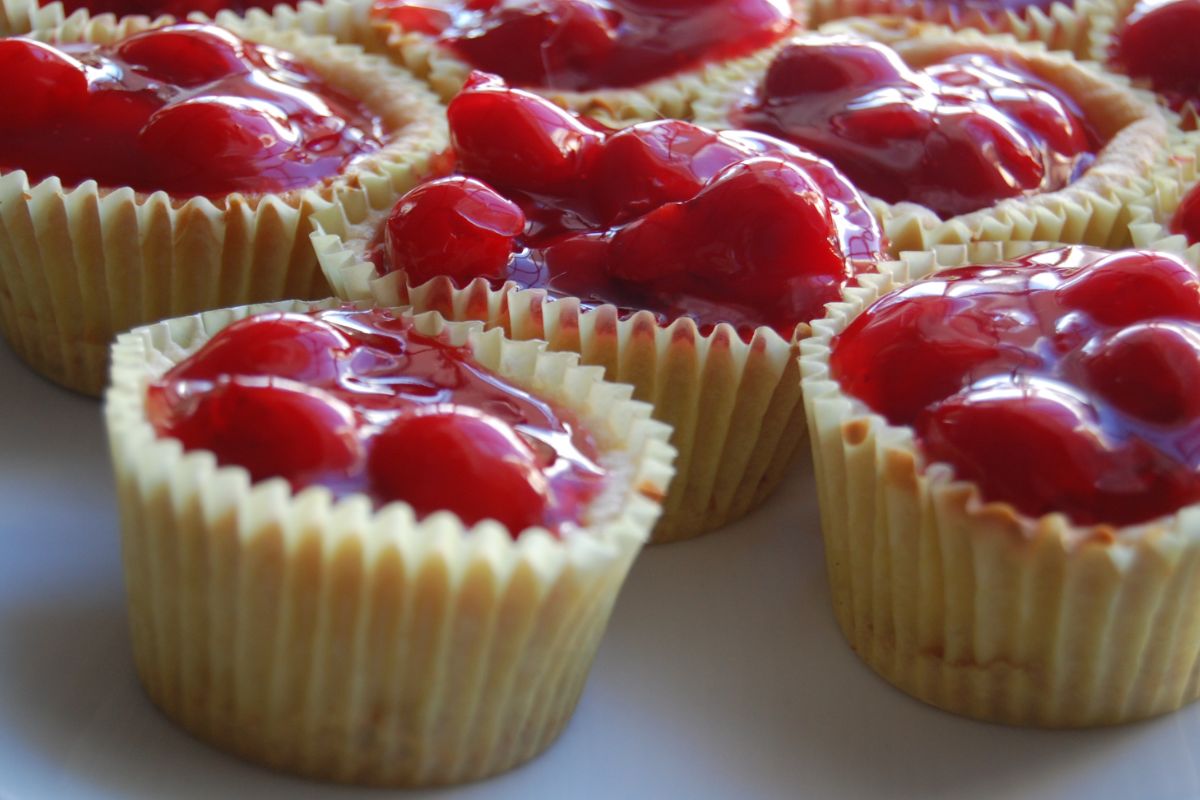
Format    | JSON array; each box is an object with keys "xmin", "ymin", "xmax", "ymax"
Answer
[
  {"xmin": 164, "ymin": 378, "xmax": 361, "ymax": 487},
  {"xmin": 919, "ymin": 378, "xmax": 1198, "ymax": 526},
  {"xmin": 591, "ymin": 120, "xmax": 749, "ymax": 224},
  {"xmin": 167, "ymin": 313, "xmax": 353, "ymax": 385},
  {"xmin": 0, "ymin": 40, "xmax": 88, "ymax": 132},
  {"xmin": 140, "ymin": 98, "xmax": 296, "ymax": 194},
  {"xmin": 761, "ymin": 38, "xmax": 910, "ymax": 99},
  {"xmin": 1111, "ymin": 0, "xmax": 1200, "ymax": 104},
  {"xmin": 367, "ymin": 408, "xmax": 551, "ymax": 534},
  {"xmin": 448, "ymin": 72, "xmax": 604, "ymax": 194},
  {"xmin": 612, "ymin": 158, "xmax": 844, "ymax": 282},
  {"xmin": 384, "ymin": 176, "xmax": 526, "ymax": 285},
  {"xmin": 1057, "ymin": 250, "xmax": 1200, "ymax": 326},
  {"xmin": 117, "ymin": 25, "xmax": 251, "ymax": 88},
  {"xmin": 1080, "ymin": 322, "xmax": 1200, "ymax": 425},
  {"xmin": 83, "ymin": 88, "xmax": 159, "ymax": 138},
  {"xmin": 832, "ymin": 293, "xmax": 1034, "ymax": 424}
]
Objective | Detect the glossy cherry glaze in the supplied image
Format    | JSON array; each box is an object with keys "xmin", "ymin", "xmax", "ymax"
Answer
[
  {"xmin": 831, "ymin": 247, "xmax": 1200, "ymax": 527},
  {"xmin": 0, "ymin": 25, "xmax": 384, "ymax": 196},
  {"xmin": 1111, "ymin": 0, "xmax": 1200, "ymax": 113},
  {"xmin": 1171, "ymin": 182, "xmax": 1200, "ymax": 244},
  {"xmin": 378, "ymin": 72, "xmax": 885, "ymax": 339},
  {"xmin": 147, "ymin": 308, "xmax": 607, "ymax": 536},
  {"xmin": 371, "ymin": 0, "xmax": 794, "ymax": 91},
  {"xmin": 735, "ymin": 37, "xmax": 1098, "ymax": 218},
  {"xmin": 46, "ymin": 0, "xmax": 299, "ymax": 18}
]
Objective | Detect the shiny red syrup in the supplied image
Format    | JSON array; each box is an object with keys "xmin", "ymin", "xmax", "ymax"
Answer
[
  {"xmin": 379, "ymin": 72, "xmax": 885, "ymax": 339},
  {"xmin": 1170, "ymin": 182, "xmax": 1200, "ymax": 244},
  {"xmin": 735, "ymin": 37, "xmax": 1098, "ymax": 218},
  {"xmin": 370, "ymin": 0, "xmax": 795, "ymax": 91},
  {"xmin": 1111, "ymin": 0, "xmax": 1200, "ymax": 113},
  {"xmin": 830, "ymin": 247, "xmax": 1200, "ymax": 527},
  {"xmin": 147, "ymin": 308, "xmax": 608, "ymax": 535},
  {"xmin": 0, "ymin": 25, "xmax": 384, "ymax": 197},
  {"xmin": 45, "ymin": 0, "xmax": 300, "ymax": 18}
]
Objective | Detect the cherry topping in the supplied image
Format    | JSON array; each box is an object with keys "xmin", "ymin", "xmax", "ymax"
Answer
[
  {"xmin": 381, "ymin": 74, "xmax": 886, "ymax": 338},
  {"xmin": 117, "ymin": 26, "xmax": 251, "ymax": 88},
  {"xmin": 0, "ymin": 25, "xmax": 385, "ymax": 196},
  {"xmin": 385, "ymin": 177, "xmax": 526, "ymax": 286},
  {"xmin": 368, "ymin": 408, "xmax": 550, "ymax": 532},
  {"xmin": 0, "ymin": 40, "xmax": 88, "ymax": 132},
  {"xmin": 372, "ymin": 0, "xmax": 794, "ymax": 91},
  {"xmin": 159, "ymin": 378, "xmax": 361, "ymax": 487},
  {"xmin": 168, "ymin": 313, "xmax": 353, "ymax": 384},
  {"xmin": 736, "ymin": 37, "xmax": 1098, "ymax": 218},
  {"xmin": 1056, "ymin": 249, "xmax": 1200, "ymax": 326},
  {"xmin": 148, "ymin": 308, "xmax": 607, "ymax": 536},
  {"xmin": 1111, "ymin": 0, "xmax": 1200, "ymax": 113},
  {"xmin": 831, "ymin": 246, "xmax": 1200, "ymax": 527},
  {"xmin": 1080, "ymin": 323, "xmax": 1200, "ymax": 425},
  {"xmin": 448, "ymin": 73, "xmax": 603, "ymax": 195}
]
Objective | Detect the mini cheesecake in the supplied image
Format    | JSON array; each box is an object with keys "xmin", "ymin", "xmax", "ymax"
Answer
[
  {"xmin": 105, "ymin": 298, "xmax": 675, "ymax": 784},
  {"xmin": 803, "ymin": 242, "xmax": 1200, "ymax": 726},
  {"xmin": 0, "ymin": 19, "xmax": 447, "ymax": 394}
]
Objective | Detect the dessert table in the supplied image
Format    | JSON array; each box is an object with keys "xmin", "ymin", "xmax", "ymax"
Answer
[{"xmin": 2, "ymin": 339, "xmax": 1198, "ymax": 800}]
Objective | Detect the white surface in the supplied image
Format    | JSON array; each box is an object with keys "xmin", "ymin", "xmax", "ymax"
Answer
[{"xmin": 3, "ymin": 340, "xmax": 1200, "ymax": 800}]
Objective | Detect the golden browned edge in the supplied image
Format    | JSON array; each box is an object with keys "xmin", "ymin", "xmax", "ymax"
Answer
[
  {"xmin": 309, "ymin": 204, "xmax": 807, "ymax": 543},
  {"xmin": 104, "ymin": 298, "xmax": 676, "ymax": 785},
  {"xmin": 801, "ymin": 240, "xmax": 1200, "ymax": 727},
  {"xmin": 691, "ymin": 18, "xmax": 1166, "ymax": 255},
  {"xmin": 0, "ymin": 14, "xmax": 448, "ymax": 396},
  {"xmin": 365, "ymin": 0, "xmax": 807, "ymax": 126}
]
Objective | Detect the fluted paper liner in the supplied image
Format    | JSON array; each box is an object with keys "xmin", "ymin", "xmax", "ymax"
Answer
[
  {"xmin": 801, "ymin": 241, "xmax": 1200, "ymax": 727},
  {"xmin": 104, "ymin": 298, "xmax": 675, "ymax": 785},
  {"xmin": 367, "ymin": 0, "xmax": 805, "ymax": 127},
  {"xmin": 692, "ymin": 20, "xmax": 1166, "ymax": 254},
  {"xmin": 0, "ymin": 15, "xmax": 448, "ymax": 396},
  {"xmin": 0, "ymin": 0, "xmax": 66, "ymax": 34},
  {"xmin": 1124, "ymin": 130, "xmax": 1200, "ymax": 268},
  {"xmin": 310, "ymin": 206, "xmax": 805, "ymax": 543}
]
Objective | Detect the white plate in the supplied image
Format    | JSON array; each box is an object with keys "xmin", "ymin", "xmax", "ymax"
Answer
[{"xmin": 3, "ymin": 340, "xmax": 1199, "ymax": 800}]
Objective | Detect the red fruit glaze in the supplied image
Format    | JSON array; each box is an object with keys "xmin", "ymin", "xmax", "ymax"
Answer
[
  {"xmin": 371, "ymin": 0, "xmax": 795, "ymax": 91},
  {"xmin": 380, "ymin": 73, "xmax": 886, "ymax": 338},
  {"xmin": 1111, "ymin": 0, "xmax": 1200, "ymax": 113},
  {"xmin": 44, "ymin": 0, "xmax": 300, "ymax": 21},
  {"xmin": 0, "ymin": 25, "xmax": 384, "ymax": 196},
  {"xmin": 735, "ymin": 37, "xmax": 1098, "ymax": 218},
  {"xmin": 830, "ymin": 246, "xmax": 1200, "ymax": 526},
  {"xmin": 147, "ymin": 308, "xmax": 607, "ymax": 536}
]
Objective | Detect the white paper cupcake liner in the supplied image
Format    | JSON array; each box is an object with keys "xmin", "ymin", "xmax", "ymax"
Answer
[
  {"xmin": 104, "ymin": 297, "xmax": 675, "ymax": 784},
  {"xmin": 801, "ymin": 241, "xmax": 1200, "ymax": 726}
]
